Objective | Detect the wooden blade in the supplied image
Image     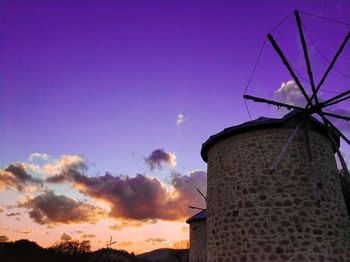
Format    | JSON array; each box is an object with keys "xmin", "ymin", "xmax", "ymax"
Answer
[
  {"xmin": 325, "ymin": 94, "xmax": 350, "ymax": 108},
  {"xmin": 295, "ymin": 10, "xmax": 318, "ymax": 104},
  {"xmin": 318, "ymin": 113, "xmax": 350, "ymax": 182},
  {"xmin": 243, "ymin": 94, "xmax": 303, "ymax": 111},
  {"xmin": 188, "ymin": 206, "xmax": 205, "ymax": 211},
  {"xmin": 323, "ymin": 112, "xmax": 350, "ymax": 122},
  {"xmin": 322, "ymin": 89, "xmax": 350, "ymax": 106},
  {"xmin": 321, "ymin": 115, "xmax": 350, "ymax": 145},
  {"xmin": 302, "ymin": 118, "xmax": 320, "ymax": 201},
  {"xmin": 337, "ymin": 150, "xmax": 350, "ymax": 184},
  {"xmin": 308, "ymin": 31, "xmax": 350, "ymax": 107},
  {"xmin": 270, "ymin": 122, "xmax": 301, "ymax": 174},
  {"xmin": 268, "ymin": 33, "xmax": 313, "ymax": 106},
  {"xmin": 196, "ymin": 188, "xmax": 207, "ymax": 202}
]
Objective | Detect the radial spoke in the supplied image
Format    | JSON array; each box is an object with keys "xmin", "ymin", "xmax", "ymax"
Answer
[
  {"xmin": 308, "ymin": 31, "xmax": 350, "ymax": 107},
  {"xmin": 321, "ymin": 89, "xmax": 350, "ymax": 108},
  {"xmin": 270, "ymin": 122, "xmax": 301, "ymax": 174},
  {"xmin": 295, "ymin": 10, "xmax": 318, "ymax": 104},
  {"xmin": 323, "ymin": 112, "xmax": 350, "ymax": 122},
  {"xmin": 268, "ymin": 33, "xmax": 313, "ymax": 106},
  {"xmin": 243, "ymin": 95, "xmax": 303, "ymax": 111}
]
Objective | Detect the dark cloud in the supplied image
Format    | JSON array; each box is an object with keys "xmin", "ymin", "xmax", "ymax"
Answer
[
  {"xmin": 144, "ymin": 149, "xmax": 176, "ymax": 170},
  {"xmin": 61, "ymin": 233, "xmax": 72, "ymax": 241},
  {"xmin": 18, "ymin": 191, "xmax": 105, "ymax": 225},
  {"xmin": 0, "ymin": 163, "xmax": 42, "ymax": 191},
  {"xmin": 0, "ymin": 235, "xmax": 9, "ymax": 242},
  {"xmin": 47, "ymin": 168, "xmax": 206, "ymax": 220}
]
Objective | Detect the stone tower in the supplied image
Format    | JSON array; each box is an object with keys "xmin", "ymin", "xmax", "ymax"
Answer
[
  {"xmin": 201, "ymin": 111, "xmax": 350, "ymax": 261},
  {"xmin": 186, "ymin": 210, "xmax": 207, "ymax": 262}
]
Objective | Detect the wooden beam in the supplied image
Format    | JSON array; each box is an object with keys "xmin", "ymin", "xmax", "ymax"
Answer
[
  {"xmin": 268, "ymin": 33, "xmax": 313, "ymax": 106},
  {"xmin": 270, "ymin": 122, "xmax": 301, "ymax": 174},
  {"xmin": 323, "ymin": 112, "xmax": 350, "ymax": 122},
  {"xmin": 321, "ymin": 114, "xmax": 350, "ymax": 145},
  {"xmin": 295, "ymin": 10, "xmax": 318, "ymax": 105},
  {"xmin": 197, "ymin": 188, "xmax": 207, "ymax": 202},
  {"xmin": 324, "ymin": 94, "xmax": 350, "ymax": 108},
  {"xmin": 319, "ymin": 113, "xmax": 350, "ymax": 182},
  {"xmin": 188, "ymin": 206, "xmax": 205, "ymax": 211},
  {"xmin": 321, "ymin": 89, "xmax": 350, "ymax": 107},
  {"xmin": 243, "ymin": 94, "xmax": 303, "ymax": 111},
  {"xmin": 308, "ymin": 31, "xmax": 350, "ymax": 107}
]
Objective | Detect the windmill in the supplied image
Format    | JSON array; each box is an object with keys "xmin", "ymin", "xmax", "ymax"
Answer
[
  {"xmin": 243, "ymin": 10, "xmax": 350, "ymax": 190},
  {"xmin": 105, "ymin": 236, "xmax": 117, "ymax": 249}
]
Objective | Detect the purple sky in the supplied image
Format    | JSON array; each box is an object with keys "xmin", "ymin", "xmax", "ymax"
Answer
[
  {"xmin": 1, "ymin": 0, "xmax": 350, "ymax": 173},
  {"xmin": 1, "ymin": 0, "xmax": 350, "ymax": 252}
]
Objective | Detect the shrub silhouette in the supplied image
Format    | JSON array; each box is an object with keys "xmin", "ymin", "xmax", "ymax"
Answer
[{"xmin": 49, "ymin": 239, "xmax": 91, "ymax": 255}]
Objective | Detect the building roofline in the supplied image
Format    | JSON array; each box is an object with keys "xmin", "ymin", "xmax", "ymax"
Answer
[
  {"xmin": 186, "ymin": 209, "xmax": 207, "ymax": 224},
  {"xmin": 201, "ymin": 110, "xmax": 340, "ymax": 162}
]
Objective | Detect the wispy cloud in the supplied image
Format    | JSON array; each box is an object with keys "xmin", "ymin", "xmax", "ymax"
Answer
[
  {"xmin": 81, "ymin": 234, "xmax": 96, "ymax": 239},
  {"xmin": 29, "ymin": 153, "xmax": 51, "ymax": 161},
  {"xmin": 176, "ymin": 113, "xmax": 186, "ymax": 125},
  {"xmin": 145, "ymin": 237, "xmax": 169, "ymax": 245}
]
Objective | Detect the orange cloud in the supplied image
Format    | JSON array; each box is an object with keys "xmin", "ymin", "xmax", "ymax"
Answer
[
  {"xmin": 81, "ymin": 234, "xmax": 96, "ymax": 239},
  {"xmin": 145, "ymin": 238, "xmax": 169, "ymax": 245}
]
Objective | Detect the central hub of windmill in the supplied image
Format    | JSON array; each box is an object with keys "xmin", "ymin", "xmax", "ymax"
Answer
[{"xmin": 201, "ymin": 111, "xmax": 350, "ymax": 261}]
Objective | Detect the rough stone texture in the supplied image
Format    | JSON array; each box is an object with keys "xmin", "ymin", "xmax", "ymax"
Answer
[
  {"xmin": 206, "ymin": 123, "xmax": 350, "ymax": 261},
  {"xmin": 189, "ymin": 220, "xmax": 207, "ymax": 262}
]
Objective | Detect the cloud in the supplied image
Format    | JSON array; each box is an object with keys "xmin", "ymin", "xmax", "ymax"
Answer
[
  {"xmin": 109, "ymin": 220, "xmax": 143, "ymax": 231},
  {"xmin": 60, "ymin": 233, "xmax": 72, "ymax": 241},
  {"xmin": 0, "ymin": 207, "xmax": 4, "ymax": 213},
  {"xmin": 274, "ymin": 80, "xmax": 306, "ymax": 107},
  {"xmin": 176, "ymin": 113, "xmax": 186, "ymax": 125},
  {"xmin": 42, "ymin": 155, "xmax": 87, "ymax": 176},
  {"xmin": 273, "ymin": 80, "xmax": 350, "ymax": 133},
  {"xmin": 145, "ymin": 238, "xmax": 169, "ymax": 245},
  {"xmin": 46, "ymin": 167, "xmax": 206, "ymax": 220},
  {"xmin": 29, "ymin": 153, "xmax": 51, "ymax": 161},
  {"xmin": 17, "ymin": 191, "xmax": 106, "ymax": 225},
  {"xmin": 0, "ymin": 235, "xmax": 9, "ymax": 242},
  {"xmin": 14, "ymin": 229, "xmax": 32, "ymax": 235},
  {"xmin": 81, "ymin": 234, "xmax": 96, "ymax": 239},
  {"xmin": 0, "ymin": 163, "xmax": 42, "ymax": 192},
  {"xmin": 144, "ymin": 149, "xmax": 177, "ymax": 170},
  {"xmin": 6, "ymin": 212, "xmax": 20, "ymax": 217},
  {"xmin": 117, "ymin": 241, "xmax": 133, "ymax": 248},
  {"xmin": 0, "ymin": 227, "xmax": 32, "ymax": 235}
]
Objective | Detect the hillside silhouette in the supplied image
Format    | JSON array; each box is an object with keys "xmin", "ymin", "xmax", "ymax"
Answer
[{"xmin": 0, "ymin": 239, "xmax": 189, "ymax": 262}]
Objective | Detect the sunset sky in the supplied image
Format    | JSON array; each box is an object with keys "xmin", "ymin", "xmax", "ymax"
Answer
[{"xmin": 1, "ymin": 0, "xmax": 349, "ymax": 254}]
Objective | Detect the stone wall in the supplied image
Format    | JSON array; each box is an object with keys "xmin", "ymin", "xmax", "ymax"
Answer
[
  {"xmin": 206, "ymin": 127, "xmax": 350, "ymax": 261},
  {"xmin": 189, "ymin": 220, "xmax": 207, "ymax": 262}
]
